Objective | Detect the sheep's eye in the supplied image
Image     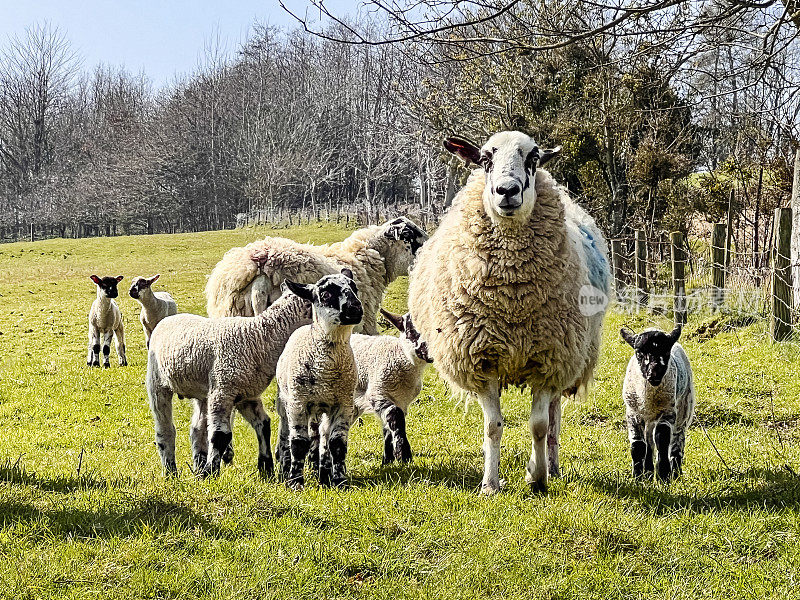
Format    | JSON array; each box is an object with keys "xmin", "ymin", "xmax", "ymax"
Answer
[
  {"xmin": 320, "ymin": 291, "xmax": 332, "ymax": 303},
  {"xmin": 479, "ymin": 152, "xmax": 493, "ymax": 172}
]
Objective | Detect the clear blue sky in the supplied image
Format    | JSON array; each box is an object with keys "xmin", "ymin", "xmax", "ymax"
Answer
[{"xmin": 1, "ymin": 0, "xmax": 359, "ymax": 88}]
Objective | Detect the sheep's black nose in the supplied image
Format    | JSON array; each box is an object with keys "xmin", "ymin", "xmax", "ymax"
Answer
[{"xmin": 496, "ymin": 182, "xmax": 520, "ymax": 197}]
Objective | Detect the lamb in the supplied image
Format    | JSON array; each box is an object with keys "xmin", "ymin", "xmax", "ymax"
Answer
[
  {"xmin": 621, "ymin": 326, "xmax": 695, "ymax": 481},
  {"xmin": 87, "ymin": 275, "xmax": 128, "ymax": 368},
  {"xmin": 276, "ymin": 269, "xmax": 362, "ymax": 490},
  {"xmin": 129, "ymin": 274, "xmax": 178, "ymax": 348},
  {"xmin": 204, "ymin": 217, "xmax": 428, "ymax": 334},
  {"xmin": 145, "ymin": 287, "xmax": 311, "ymax": 477},
  {"xmin": 407, "ymin": 131, "xmax": 611, "ymax": 494}
]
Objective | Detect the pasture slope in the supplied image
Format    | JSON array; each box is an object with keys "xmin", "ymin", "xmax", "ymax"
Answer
[{"xmin": 0, "ymin": 223, "xmax": 799, "ymax": 600}]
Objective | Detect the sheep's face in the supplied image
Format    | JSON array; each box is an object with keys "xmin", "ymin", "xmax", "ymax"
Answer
[
  {"xmin": 129, "ymin": 274, "xmax": 159, "ymax": 299},
  {"xmin": 383, "ymin": 217, "xmax": 428, "ymax": 275},
  {"xmin": 621, "ymin": 326, "xmax": 682, "ymax": 387},
  {"xmin": 285, "ymin": 269, "xmax": 363, "ymax": 328},
  {"xmin": 444, "ymin": 131, "xmax": 560, "ymax": 224},
  {"xmin": 90, "ymin": 275, "xmax": 123, "ymax": 299}
]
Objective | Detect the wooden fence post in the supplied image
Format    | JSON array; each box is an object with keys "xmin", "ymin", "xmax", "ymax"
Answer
[
  {"xmin": 29, "ymin": 223, "xmax": 34, "ymax": 243},
  {"xmin": 671, "ymin": 231, "xmax": 687, "ymax": 326},
  {"xmin": 635, "ymin": 229, "xmax": 648, "ymax": 307},
  {"xmin": 711, "ymin": 223, "xmax": 726, "ymax": 311},
  {"xmin": 611, "ymin": 239, "xmax": 626, "ymax": 302},
  {"xmin": 725, "ymin": 189, "xmax": 735, "ymax": 268},
  {"xmin": 772, "ymin": 207, "xmax": 794, "ymax": 341}
]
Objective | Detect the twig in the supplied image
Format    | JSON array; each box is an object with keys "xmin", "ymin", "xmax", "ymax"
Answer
[
  {"xmin": 76, "ymin": 448, "xmax": 84, "ymax": 478},
  {"xmin": 698, "ymin": 420, "xmax": 738, "ymax": 476}
]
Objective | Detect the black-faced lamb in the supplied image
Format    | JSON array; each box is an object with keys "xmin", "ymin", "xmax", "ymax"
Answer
[
  {"xmin": 205, "ymin": 217, "xmax": 427, "ymax": 334},
  {"xmin": 276, "ymin": 269, "xmax": 363, "ymax": 490},
  {"xmin": 407, "ymin": 131, "xmax": 611, "ymax": 494},
  {"xmin": 621, "ymin": 326, "xmax": 695, "ymax": 481},
  {"xmin": 145, "ymin": 288, "xmax": 311, "ymax": 477},
  {"xmin": 129, "ymin": 274, "xmax": 178, "ymax": 348},
  {"xmin": 87, "ymin": 275, "xmax": 127, "ymax": 368}
]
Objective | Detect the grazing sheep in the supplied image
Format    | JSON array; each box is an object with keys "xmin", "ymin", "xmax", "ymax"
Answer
[
  {"xmin": 145, "ymin": 289, "xmax": 311, "ymax": 477},
  {"xmin": 129, "ymin": 274, "xmax": 178, "ymax": 348},
  {"xmin": 407, "ymin": 131, "xmax": 610, "ymax": 494},
  {"xmin": 621, "ymin": 326, "xmax": 695, "ymax": 481},
  {"xmin": 276, "ymin": 269, "xmax": 362, "ymax": 490},
  {"xmin": 205, "ymin": 217, "xmax": 428, "ymax": 334},
  {"xmin": 87, "ymin": 275, "xmax": 127, "ymax": 368}
]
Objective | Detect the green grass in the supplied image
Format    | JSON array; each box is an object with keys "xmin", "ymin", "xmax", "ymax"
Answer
[{"xmin": 1, "ymin": 223, "xmax": 799, "ymax": 599}]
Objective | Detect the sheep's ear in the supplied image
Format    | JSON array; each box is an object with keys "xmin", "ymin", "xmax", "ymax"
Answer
[
  {"xmin": 284, "ymin": 279, "xmax": 314, "ymax": 302},
  {"xmin": 383, "ymin": 218, "xmax": 404, "ymax": 240},
  {"xmin": 115, "ymin": 275, "xmax": 124, "ymax": 282},
  {"xmin": 444, "ymin": 136, "xmax": 481, "ymax": 165},
  {"xmin": 538, "ymin": 146, "xmax": 561, "ymax": 166},
  {"xmin": 620, "ymin": 327, "xmax": 638, "ymax": 348},
  {"xmin": 90, "ymin": 275, "xmax": 101, "ymax": 285},
  {"xmin": 341, "ymin": 268, "xmax": 354, "ymax": 280},
  {"xmin": 379, "ymin": 308, "xmax": 405, "ymax": 332},
  {"xmin": 668, "ymin": 325, "xmax": 682, "ymax": 343},
  {"xmin": 148, "ymin": 274, "xmax": 160, "ymax": 285}
]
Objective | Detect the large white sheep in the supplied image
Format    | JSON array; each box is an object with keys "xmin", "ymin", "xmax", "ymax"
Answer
[
  {"xmin": 408, "ymin": 131, "xmax": 610, "ymax": 493},
  {"xmin": 205, "ymin": 217, "xmax": 428, "ymax": 334}
]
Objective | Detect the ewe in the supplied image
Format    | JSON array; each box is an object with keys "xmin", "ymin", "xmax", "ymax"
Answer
[
  {"xmin": 408, "ymin": 131, "xmax": 610, "ymax": 493},
  {"xmin": 621, "ymin": 326, "xmax": 695, "ymax": 481},
  {"xmin": 87, "ymin": 275, "xmax": 127, "ymax": 368},
  {"xmin": 205, "ymin": 217, "xmax": 427, "ymax": 334},
  {"xmin": 276, "ymin": 269, "xmax": 362, "ymax": 490},
  {"xmin": 129, "ymin": 274, "xmax": 178, "ymax": 348},
  {"xmin": 145, "ymin": 288, "xmax": 311, "ymax": 477}
]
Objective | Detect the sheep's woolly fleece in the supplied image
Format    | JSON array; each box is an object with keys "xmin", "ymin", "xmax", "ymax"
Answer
[
  {"xmin": 408, "ymin": 168, "xmax": 609, "ymax": 396},
  {"xmin": 205, "ymin": 226, "xmax": 404, "ymax": 334}
]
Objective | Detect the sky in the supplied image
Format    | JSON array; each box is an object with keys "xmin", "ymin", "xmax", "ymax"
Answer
[{"xmin": 0, "ymin": 0, "xmax": 359, "ymax": 88}]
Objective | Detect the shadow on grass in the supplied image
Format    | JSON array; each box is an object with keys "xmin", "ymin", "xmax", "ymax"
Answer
[
  {"xmin": 0, "ymin": 462, "xmax": 112, "ymax": 492},
  {"xmin": 584, "ymin": 467, "xmax": 800, "ymax": 513},
  {"xmin": 349, "ymin": 454, "xmax": 483, "ymax": 492}
]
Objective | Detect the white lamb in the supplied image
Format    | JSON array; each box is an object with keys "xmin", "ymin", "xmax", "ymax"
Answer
[
  {"xmin": 129, "ymin": 274, "xmax": 178, "ymax": 348},
  {"xmin": 621, "ymin": 326, "xmax": 695, "ymax": 480},
  {"xmin": 408, "ymin": 131, "xmax": 611, "ymax": 494},
  {"xmin": 276, "ymin": 269, "xmax": 362, "ymax": 490},
  {"xmin": 145, "ymin": 289, "xmax": 311, "ymax": 477},
  {"xmin": 87, "ymin": 275, "xmax": 127, "ymax": 368},
  {"xmin": 204, "ymin": 217, "xmax": 427, "ymax": 334}
]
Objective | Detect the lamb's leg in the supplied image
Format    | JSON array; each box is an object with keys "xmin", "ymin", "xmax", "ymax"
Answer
[
  {"xmin": 222, "ymin": 412, "xmax": 235, "ymax": 465},
  {"xmin": 318, "ymin": 415, "xmax": 332, "ymax": 486},
  {"xmin": 477, "ymin": 380, "xmax": 504, "ymax": 494},
  {"xmin": 307, "ymin": 419, "xmax": 321, "ymax": 475},
  {"xmin": 670, "ymin": 427, "xmax": 686, "ymax": 476},
  {"xmin": 286, "ymin": 409, "xmax": 311, "ymax": 491},
  {"xmin": 627, "ymin": 412, "xmax": 648, "ymax": 479},
  {"xmin": 654, "ymin": 419, "xmax": 674, "ymax": 482},
  {"xmin": 101, "ymin": 330, "xmax": 113, "ymax": 368},
  {"xmin": 526, "ymin": 391, "xmax": 554, "ymax": 493},
  {"xmin": 376, "ymin": 400, "xmax": 411, "ymax": 463},
  {"xmin": 87, "ymin": 327, "xmax": 100, "ymax": 367},
  {"xmin": 327, "ymin": 405, "xmax": 353, "ymax": 488},
  {"xmin": 202, "ymin": 391, "xmax": 235, "ymax": 478},
  {"xmin": 237, "ymin": 397, "xmax": 274, "ymax": 477},
  {"xmin": 275, "ymin": 392, "xmax": 291, "ymax": 477},
  {"xmin": 146, "ymin": 378, "xmax": 177, "ymax": 475},
  {"xmin": 190, "ymin": 399, "xmax": 209, "ymax": 472},
  {"xmin": 114, "ymin": 326, "xmax": 127, "ymax": 366},
  {"xmin": 547, "ymin": 396, "xmax": 562, "ymax": 477},
  {"xmin": 143, "ymin": 325, "xmax": 151, "ymax": 350}
]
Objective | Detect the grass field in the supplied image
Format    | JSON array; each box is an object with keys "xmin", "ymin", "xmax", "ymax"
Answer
[{"xmin": 1, "ymin": 223, "xmax": 799, "ymax": 599}]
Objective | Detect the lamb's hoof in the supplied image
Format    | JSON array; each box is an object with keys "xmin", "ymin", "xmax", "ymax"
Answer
[
  {"xmin": 197, "ymin": 464, "xmax": 218, "ymax": 479},
  {"xmin": 525, "ymin": 472, "xmax": 548, "ymax": 493},
  {"xmin": 287, "ymin": 479, "xmax": 304, "ymax": 492},
  {"xmin": 164, "ymin": 462, "xmax": 178, "ymax": 477},
  {"xmin": 480, "ymin": 479, "xmax": 505, "ymax": 495},
  {"xmin": 257, "ymin": 456, "xmax": 274, "ymax": 477},
  {"xmin": 548, "ymin": 464, "xmax": 561, "ymax": 478},
  {"xmin": 102, "ymin": 363, "xmax": 110, "ymax": 369},
  {"xmin": 193, "ymin": 453, "xmax": 207, "ymax": 473},
  {"xmin": 119, "ymin": 360, "xmax": 127, "ymax": 367},
  {"xmin": 222, "ymin": 444, "xmax": 234, "ymax": 464}
]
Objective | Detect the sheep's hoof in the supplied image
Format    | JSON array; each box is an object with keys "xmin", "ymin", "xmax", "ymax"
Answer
[
  {"xmin": 525, "ymin": 473, "xmax": 548, "ymax": 493},
  {"xmin": 480, "ymin": 479, "xmax": 505, "ymax": 495},
  {"xmin": 258, "ymin": 455, "xmax": 274, "ymax": 477},
  {"xmin": 222, "ymin": 444, "xmax": 235, "ymax": 464},
  {"xmin": 119, "ymin": 360, "xmax": 127, "ymax": 367},
  {"xmin": 102, "ymin": 363, "xmax": 110, "ymax": 369}
]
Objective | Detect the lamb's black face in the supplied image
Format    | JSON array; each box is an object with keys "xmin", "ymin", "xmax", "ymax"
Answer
[
  {"xmin": 91, "ymin": 275, "xmax": 123, "ymax": 299},
  {"xmin": 384, "ymin": 217, "xmax": 428, "ymax": 255},
  {"xmin": 402, "ymin": 313, "xmax": 432, "ymax": 363},
  {"xmin": 129, "ymin": 276, "xmax": 155, "ymax": 299},
  {"xmin": 621, "ymin": 327, "xmax": 681, "ymax": 386},
  {"xmin": 314, "ymin": 272, "xmax": 363, "ymax": 326}
]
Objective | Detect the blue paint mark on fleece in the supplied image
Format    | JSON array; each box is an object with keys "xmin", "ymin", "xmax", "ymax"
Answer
[{"xmin": 579, "ymin": 225, "xmax": 610, "ymax": 293}]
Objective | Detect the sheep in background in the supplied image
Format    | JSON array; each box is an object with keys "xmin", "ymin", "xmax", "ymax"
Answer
[
  {"xmin": 408, "ymin": 131, "xmax": 610, "ymax": 494},
  {"xmin": 276, "ymin": 269, "xmax": 362, "ymax": 490},
  {"xmin": 621, "ymin": 326, "xmax": 695, "ymax": 481},
  {"xmin": 204, "ymin": 217, "xmax": 427, "ymax": 334},
  {"xmin": 145, "ymin": 289, "xmax": 311, "ymax": 477},
  {"xmin": 129, "ymin": 274, "xmax": 178, "ymax": 348},
  {"xmin": 87, "ymin": 275, "xmax": 127, "ymax": 368}
]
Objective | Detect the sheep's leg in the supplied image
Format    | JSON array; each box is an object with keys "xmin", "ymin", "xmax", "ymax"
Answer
[
  {"xmin": 627, "ymin": 412, "xmax": 648, "ymax": 479},
  {"xmin": 222, "ymin": 411, "xmax": 235, "ymax": 465},
  {"xmin": 307, "ymin": 419, "xmax": 321, "ymax": 475},
  {"xmin": 275, "ymin": 392, "xmax": 291, "ymax": 477},
  {"xmin": 318, "ymin": 415, "xmax": 333, "ymax": 486},
  {"xmin": 237, "ymin": 398, "xmax": 274, "ymax": 477},
  {"xmin": 643, "ymin": 422, "xmax": 655, "ymax": 476},
  {"xmin": 327, "ymin": 405, "xmax": 353, "ymax": 488},
  {"xmin": 477, "ymin": 380, "xmax": 504, "ymax": 495},
  {"xmin": 547, "ymin": 396, "xmax": 562, "ymax": 477},
  {"xmin": 653, "ymin": 420, "xmax": 674, "ymax": 482},
  {"xmin": 670, "ymin": 427, "xmax": 686, "ymax": 477},
  {"xmin": 286, "ymin": 409, "xmax": 311, "ymax": 491},
  {"xmin": 101, "ymin": 330, "xmax": 113, "ymax": 368},
  {"xmin": 142, "ymin": 324, "xmax": 151, "ymax": 349},
  {"xmin": 526, "ymin": 391, "xmax": 554, "ymax": 493},
  {"xmin": 114, "ymin": 326, "xmax": 127, "ymax": 366},
  {"xmin": 377, "ymin": 400, "xmax": 411, "ymax": 463},
  {"xmin": 202, "ymin": 391, "xmax": 235, "ymax": 478},
  {"xmin": 146, "ymin": 378, "xmax": 177, "ymax": 475},
  {"xmin": 190, "ymin": 399, "xmax": 209, "ymax": 472},
  {"xmin": 87, "ymin": 327, "xmax": 100, "ymax": 367}
]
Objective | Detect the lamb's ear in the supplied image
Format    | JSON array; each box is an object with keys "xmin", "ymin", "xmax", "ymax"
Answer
[
  {"xmin": 538, "ymin": 146, "xmax": 562, "ymax": 166},
  {"xmin": 147, "ymin": 274, "xmax": 160, "ymax": 285},
  {"xmin": 620, "ymin": 327, "xmax": 638, "ymax": 348},
  {"xmin": 379, "ymin": 308, "xmax": 405, "ymax": 332},
  {"xmin": 341, "ymin": 268, "xmax": 354, "ymax": 280},
  {"xmin": 383, "ymin": 218, "xmax": 404, "ymax": 240},
  {"xmin": 115, "ymin": 275, "xmax": 124, "ymax": 282},
  {"xmin": 444, "ymin": 136, "xmax": 481, "ymax": 165},
  {"xmin": 90, "ymin": 275, "xmax": 101, "ymax": 285},
  {"xmin": 284, "ymin": 279, "xmax": 314, "ymax": 302},
  {"xmin": 668, "ymin": 325, "xmax": 682, "ymax": 343}
]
